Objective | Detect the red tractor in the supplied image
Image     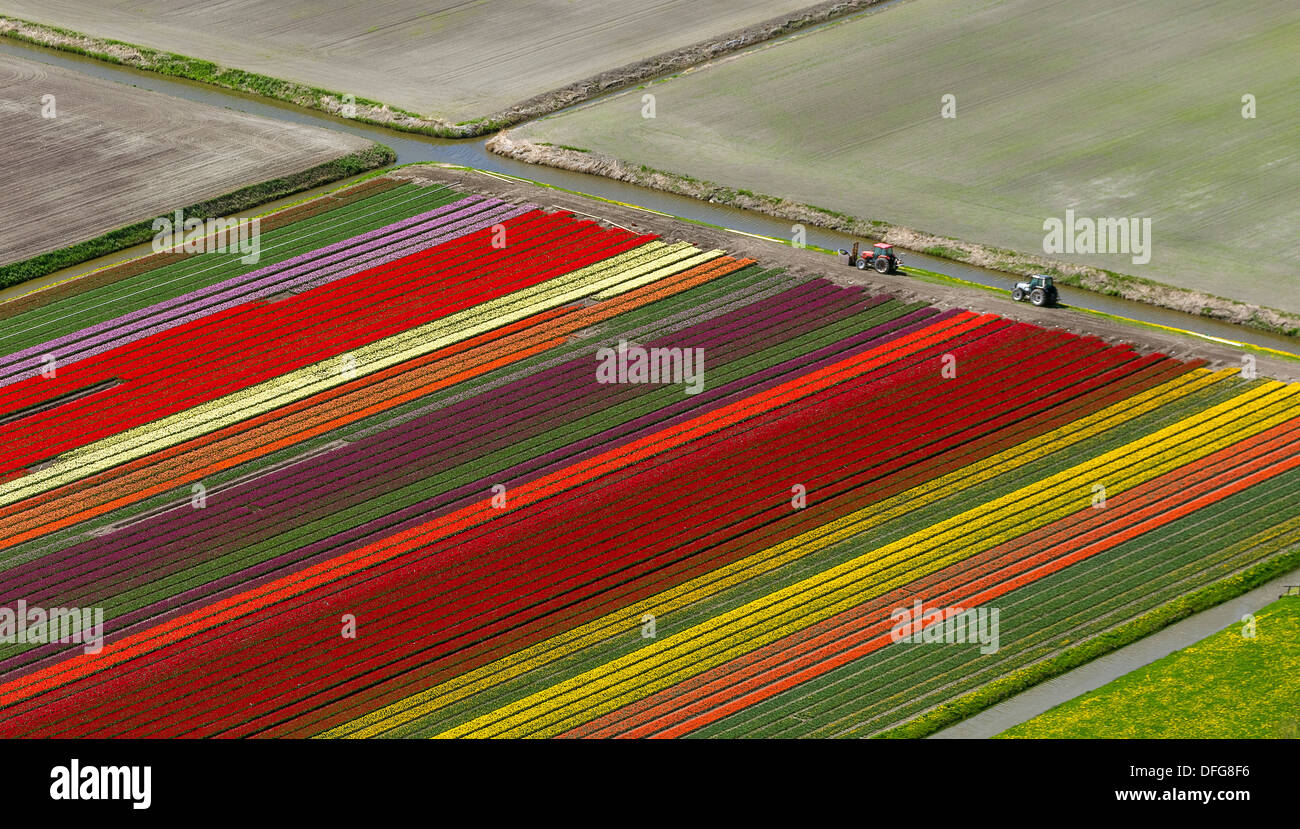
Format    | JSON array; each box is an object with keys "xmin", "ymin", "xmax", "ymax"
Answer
[{"xmin": 847, "ymin": 241, "xmax": 902, "ymax": 274}]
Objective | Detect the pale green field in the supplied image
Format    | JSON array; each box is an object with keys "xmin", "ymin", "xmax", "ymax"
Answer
[
  {"xmin": 999, "ymin": 597, "xmax": 1300, "ymax": 739},
  {"xmin": 511, "ymin": 0, "xmax": 1300, "ymax": 312}
]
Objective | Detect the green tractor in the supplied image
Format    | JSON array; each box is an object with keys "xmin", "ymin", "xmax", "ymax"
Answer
[{"xmin": 1011, "ymin": 274, "xmax": 1058, "ymax": 307}]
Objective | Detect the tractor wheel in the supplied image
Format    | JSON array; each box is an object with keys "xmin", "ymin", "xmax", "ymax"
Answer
[
  {"xmin": 1012, "ymin": 287, "xmax": 1025, "ymax": 302},
  {"xmin": 874, "ymin": 257, "xmax": 890, "ymax": 274},
  {"xmin": 1030, "ymin": 287, "xmax": 1046, "ymax": 306},
  {"xmin": 856, "ymin": 258, "xmax": 869, "ymax": 270}
]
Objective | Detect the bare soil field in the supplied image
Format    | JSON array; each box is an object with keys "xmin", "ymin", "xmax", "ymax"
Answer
[
  {"xmin": 501, "ymin": 0, "xmax": 1300, "ymax": 314},
  {"xmin": 0, "ymin": 53, "xmax": 376, "ymax": 267},
  {"xmin": 0, "ymin": 0, "xmax": 852, "ymax": 130}
]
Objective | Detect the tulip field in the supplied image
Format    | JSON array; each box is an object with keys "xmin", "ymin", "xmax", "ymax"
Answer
[{"xmin": 2, "ymin": 178, "xmax": 1299, "ymax": 738}]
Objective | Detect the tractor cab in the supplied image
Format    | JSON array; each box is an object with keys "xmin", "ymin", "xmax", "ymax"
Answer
[{"xmin": 1028, "ymin": 274, "xmax": 1053, "ymax": 291}]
